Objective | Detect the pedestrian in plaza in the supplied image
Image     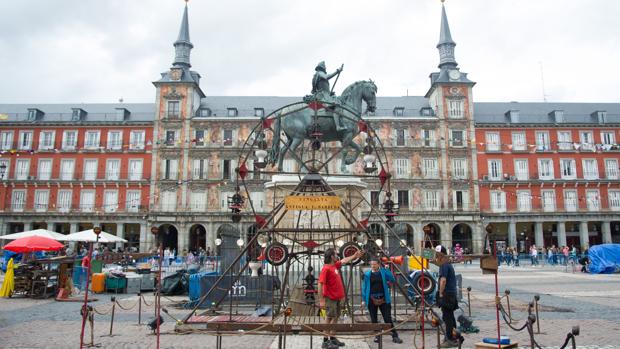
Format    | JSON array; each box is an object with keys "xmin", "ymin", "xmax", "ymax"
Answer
[
  {"xmin": 530, "ymin": 245, "xmax": 538, "ymax": 266},
  {"xmin": 512, "ymin": 246, "xmax": 519, "ymax": 266},
  {"xmin": 562, "ymin": 246, "xmax": 569, "ymax": 265},
  {"xmin": 505, "ymin": 247, "xmax": 513, "ymax": 266},
  {"xmin": 361, "ymin": 258, "xmax": 403, "ymax": 344},
  {"xmin": 435, "ymin": 245, "xmax": 464, "ymax": 348},
  {"xmin": 318, "ymin": 248, "xmax": 364, "ymax": 349}
]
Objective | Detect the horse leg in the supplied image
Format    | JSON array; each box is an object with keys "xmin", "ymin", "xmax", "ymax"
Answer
[
  {"xmin": 288, "ymin": 137, "xmax": 303, "ymax": 171},
  {"xmin": 346, "ymin": 139, "xmax": 363, "ymax": 164},
  {"xmin": 340, "ymin": 133, "xmax": 354, "ymax": 173},
  {"xmin": 278, "ymin": 138, "xmax": 293, "ymax": 171}
]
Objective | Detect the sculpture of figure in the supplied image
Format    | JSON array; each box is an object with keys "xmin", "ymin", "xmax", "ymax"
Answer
[{"xmin": 311, "ymin": 61, "xmax": 346, "ymax": 131}]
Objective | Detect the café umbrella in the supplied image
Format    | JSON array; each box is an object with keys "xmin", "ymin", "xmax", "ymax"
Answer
[
  {"xmin": 64, "ymin": 229, "xmax": 127, "ymax": 243},
  {"xmin": 3, "ymin": 236, "xmax": 64, "ymax": 253},
  {"xmin": 0, "ymin": 229, "xmax": 68, "ymax": 241}
]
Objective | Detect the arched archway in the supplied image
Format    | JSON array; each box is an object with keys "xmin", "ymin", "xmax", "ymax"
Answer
[
  {"xmin": 422, "ymin": 223, "xmax": 441, "ymax": 248},
  {"xmin": 451, "ymin": 223, "xmax": 473, "ymax": 252},
  {"xmin": 158, "ymin": 224, "xmax": 178, "ymax": 252},
  {"xmin": 189, "ymin": 224, "xmax": 206, "ymax": 253}
]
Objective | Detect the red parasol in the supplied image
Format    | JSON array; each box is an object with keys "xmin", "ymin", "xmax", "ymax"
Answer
[{"xmin": 3, "ymin": 235, "xmax": 64, "ymax": 253}]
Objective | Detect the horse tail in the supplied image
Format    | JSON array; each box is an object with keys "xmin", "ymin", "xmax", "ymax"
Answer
[{"xmin": 270, "ymin": 116, "xmax": 281, "ymax": 165}]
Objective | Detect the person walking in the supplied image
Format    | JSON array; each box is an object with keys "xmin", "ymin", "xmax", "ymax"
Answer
[
  {"xmin": 361, "ymin": 258, "xmax": 403, "ymax": 344},
  {"xmin": 436, "ymin": 245, "xmax": 464, "ymax": 348},
  {"xmin": 512, "ymin": 246, "xmax": 519, "ymax": 266},
  {"xmin": 530, "ymin": 245, "xmax": 538, "ymax": 266},
  {"xmin": 318, "ymin": 248, "xmax": 364, "ymax": 349}
]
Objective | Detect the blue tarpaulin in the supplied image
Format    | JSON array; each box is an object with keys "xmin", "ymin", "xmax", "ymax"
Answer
[{"xmin": 588, "ymin": 244, "xmax": 620, "ymax": 274}]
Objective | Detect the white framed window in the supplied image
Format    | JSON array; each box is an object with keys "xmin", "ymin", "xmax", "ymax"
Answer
[
  {"xmin": 0, "ymin": 159, "xmax": 9, "ymax": 180},
  {"xmin": 190, "ymin": 191, "xmax": 207, "ymax": 212},
  {"xmin": 488, "ymin": 159, "xmax": 502, "ymax": 180},
  {"xmin": 18, "ymin": 131, "xmax": 33, "ymax": 150},
  {"xmin": 11, "ymin": 190, "xmax": 26, "ymax": 212},
  {"xmin": 563, "ymin": 190, "xmax": 578, "ymax": 212},
  {"xmin": 129, "ymin": 130, "xmax": 146, "ymax": 150},
  {"xmin": 452, "ymin": 158, "xmax": 467, "ymax": 179},
  {"xmin": 57, "ymin": 189, "xmax": 72, "ymax": 213},
  {"xmin": 514, "ymin": 159, "xmax": 529, "ymax": 180},
  {"xmin": 167, "ymin": 101, "xmax": 180, "ymax": 118},
  {"xmin": 423, "ymin": 190, "xmax": 440, "ymax": 210},
  {"xmin": 222, "ymin": 159, "xmax": 235, "ymax": 179},
  {"xmin": 511, "ymin": 132, "xmax": 526, "ymax": 151},
  {"xmin": 395, "ymin": 158, "xmax": 411, "ymax": 179},
  {"xmin": 560, "ymin": 159, "xmax": 576, "ymax": 179},
  {"xmin": 83, "ymin": 159, "xmax": 98, "ymax": 180},
  {"xmin": 161, "ymin": 191, "xmax": 177, "ymax": 212},
  {"xmin": 80, "ymin": 190, "xmax": 95, "ymax": 212},
  {"xmin": 103, "ymin": 190, "xmax": 118, "ymax": 212},
  {"xmin": 535, "ymin": 131, "xmax": 550, "ymax": 151},
  {"xmin": 537, "ymin": 159, "xmax": 554, "ymax": 180},
  {"xmin": 250, "ymin": 191, "xmax": 266, "ymax": 212},
  {"xmin": 579, "ymin": 131, "xmax": 595, "ymax": 151},
  {"xmin": 38, "ymin": 131, "xmax": 55, "ymax": 150},
  {"xmin": 165, "ymin": 130, "xmax": 178, "ymax": 146},
  {"xmin": 34, "ymin": 190, "xmax": 49, "ymax": 212},
  {"xmin": 84, "ymin": 131, "xmax": 100, "ymax": 149},
  {"xmin": 557, "ymin": 131, "xmax": 573, "ymax": 151},
  {"xmin": 128, "ymin": 159, "xmax": 143, "ymax": 181},
  {"xmin": 423, "ymin": 129, "xmax": 436, "ymax": 147},
  {"xmin": 106, "ymin": 159, "xmax": 120, "ymax": 180},
  {"xmin": 15, "ymin": 159, "xmax": 29, "ymax": 180},
  {"xmin": 395, "ymin": 129, "xmax": 408, "ymax": 147},
  {"xmin": 126, "ymin": 190, "xmax": 141, "ymax": 212},
  {"xmin": 485, "ymin": 132, "xmax": 500, "ymax": 152},
  {"xmin": 490, "ymin": 191, "xmax": 506, "ymax": 212},
  {"xmin": 586, "ymin": 190, "xmax": 600, "ymax": 212},
  {"xmin": 605, "ymin": 159, "xmax": 619, "ymax": 179},
  {"xmin": 601, "ymin": 131, "xmax": 616, "ymax": 147},
  {"xmin": 227, "ymin": 108, "xmax": 238, "ymax": 117},
  {"xmin": 448, "ymin": 99, "xmax": 464, "ymax": 119},
  {"xmin": 220, "ymin": 191, "xmax": 233, "ymax": 212},
  {"xmin": 517, "ymin": 190, "xmax": 531, "ymax": 212},
  {"xmin": 609, "ymin": 190, "xmax": 620, "ymax": 211},
  {"xmin": 582, "ymin": 159, "xmax": 599, "ymax": 179},
  {"xmin": 542, "ymin": 190, "xmax": 556, "ymax": 212},
  {"xmin": 449, "ymin": 129, "xmax": 465, "ymax": 147},
  {"xmin": 161, "ymin": 159, "xmax": 178, "ymax": 180},
  {"xmin": 0, "ymin": 131, "xmax": 13, "ymax": 151},
  {"xmin": 60, "ymin": 159, "xmax": 75, "ymax": 180},
  {"xmin": 397, "ymin": 190, "xmax": 410, "ymax": 210},
  {"xmin": 37, "ymin": 159, "xmax": 52, "ymax": 180},
  {"xmin": 453, "ymin": 190, "xmax": 468, "ymax": 210},
  {"xmin": 107, "ymin": 131, "xmax": 123, "ymax": 150},
  {"xmin": 192, "ymin": 159, "xmax": 208, "ymax": 179},
  {"xmin": 62, "ymin": 130, "xmax": 78, "ymax": 150},
  {"xmin": 194, "ymin": 129, "xmax": 206, "ymax": 147},
  {"xmin": 421, "ymin": 158, "xmax": 437, "ymax": 179},
  {"xmin": 223, "ymin": 129, "xmax": 236, "ymax": 146}
]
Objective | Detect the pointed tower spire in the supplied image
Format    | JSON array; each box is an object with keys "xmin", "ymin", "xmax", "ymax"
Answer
[
  {"xmin": 173, "ymin": 2, "xmax": 193, "ymax": 68},
  {"xmin": 436, "ymin": 1, "xmax": 457, "ymax": 70}
]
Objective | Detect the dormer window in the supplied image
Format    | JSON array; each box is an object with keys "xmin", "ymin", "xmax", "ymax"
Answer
[
  {"xmin": 115, "ymin": 108, "xmax": 130, "ymax": 121},
  {"xmin": 71, "ymin": 108, "xmax": 86, "ymax": 121},
  {"xmin": 27, "ymin": 108, "xmax": 43, "ymax": 121},
  {"xmin": 199, "ymin": 108, "xmax": 212, "ymax": 117},
  {"xmin": 549, "ymin": 110, "xmax": 563, "ymax": 124},
  {"xmin": 393, "ymin": 107, "xmax": 404, "ymax": 117},
  {"xmin": 420, "ymin": 107, "xmax": 433, "ymax": 116},
  {"xmin": 505, "ymin": 109, "xmax": 520, "ymax": 123},
  {"xmin": 254, "ymin": 108, "xmax": 264, "ymax": 117},
  {"xmin": 227, "ymin": 108, "xmax": 238, "ymax": 117}
]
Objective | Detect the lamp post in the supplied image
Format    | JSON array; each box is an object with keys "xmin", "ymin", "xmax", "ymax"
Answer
[
  {"xmin": 0, "ymin": 163, "xmax": 6, "ymax": 217},
  {"xmin": 151, "ymin": 226, "xmax": 162, "ymax": 349},
  {"xmin": 79, "ymin": 226, "xmax": 101, "ymax": 349}
]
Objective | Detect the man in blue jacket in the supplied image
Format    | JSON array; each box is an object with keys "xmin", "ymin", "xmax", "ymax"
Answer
[{"xmin": 361, "ymin": 258, "xmax": 403, "ymax": 344}]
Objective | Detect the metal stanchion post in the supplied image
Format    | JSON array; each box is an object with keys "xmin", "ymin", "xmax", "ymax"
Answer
[
  {"xmin": 80, "ymin": 227, "xmax": 101, "ymax": 349},
  {"xmin": 138, "ymin": 292, "xmax": 142, "ymax": 325},
  {"xmin": 534, "ymin": 294, "xmax": 541, "ymax": 334},
  {"xmin": 466, "ymin": 287, "xmax": 472, "ymax": 317},
  {"xmin": 108, "ymin": 297, "xmax": 117, "ymax": 336},
  {"xmin": 505, "ymin": 289, "xmax": 511, "ymax": 319},
  {"xmin": 150, "ymin": 226, "xmax": 163, "ymax": 349}
]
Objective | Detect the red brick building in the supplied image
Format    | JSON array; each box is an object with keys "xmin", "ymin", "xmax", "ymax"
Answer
[
  {"xmin": 0, "ymin": 104, "xmax": 154, "ymax": 250},
  {"xmin": 475, "ymin": 105, "xmax": 620, "ymax": 251}
]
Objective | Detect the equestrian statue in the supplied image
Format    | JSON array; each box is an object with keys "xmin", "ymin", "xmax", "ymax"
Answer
[{"xmin": 269, "ymin": 61, "xmax": 377, "ymax": 173}]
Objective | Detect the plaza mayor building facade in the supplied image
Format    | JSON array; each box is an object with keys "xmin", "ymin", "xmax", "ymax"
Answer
[{"xmin": 1, "ymin": 3, "xmax": 619, "ymax": 254}]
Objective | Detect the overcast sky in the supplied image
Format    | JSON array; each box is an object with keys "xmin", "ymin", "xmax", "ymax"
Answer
[{"xmin": 1, "ymin": 0, "xmax": 619, "ymax": 104}]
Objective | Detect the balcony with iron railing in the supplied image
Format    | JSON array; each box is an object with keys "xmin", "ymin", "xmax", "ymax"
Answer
[
  {"xmin": 6, "ymin": 204, "xmax": 147, "ymax": 214},
  {"xmin": 3, "ymin": 171, "xmax": 149, "ymax": 182}
]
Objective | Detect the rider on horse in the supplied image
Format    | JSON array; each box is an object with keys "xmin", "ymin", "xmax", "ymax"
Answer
[{"xmin": 311, "ymin": 61, "xmax": 347, "ymax": 132}]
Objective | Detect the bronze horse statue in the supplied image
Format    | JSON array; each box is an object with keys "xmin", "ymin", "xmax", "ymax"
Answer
[{"xmin": 270, "ymin": 80, "xmax": 377, "ymax": 172}]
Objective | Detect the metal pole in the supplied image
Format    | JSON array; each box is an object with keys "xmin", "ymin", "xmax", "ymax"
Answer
[
  {"xmin": 534, "ymin": 294, "xmax": 541, "ymax": 334},
  {"xmin": 79, "ymin": 236, "xmax": 97, "ymax": 349},
  {"xmin": 156, "ymin": 242, "xmax": 163, "ymax": 349},
  {"xmin": 109, "ymin": 297, "xmax": 116, "ymax": 336},
  {"xmin": 505, "ymin": 289, "xmax": 511, "ymax": 319},
  {"xmin": 466, "ymin": 287, "xmax": 471, "ymax": 317},
  {"xmin": 420, "ymin": 240, "xmax": 425, "ymax": 349},
  {"xmin": 138, "ymin": 292, "xmax": 142, "ymax": 325},
  {"xmin": 492, "ymin": 237, "xmax": 502, "ymax": 349}
]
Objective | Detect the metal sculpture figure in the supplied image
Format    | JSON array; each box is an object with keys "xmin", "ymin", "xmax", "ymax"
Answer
[{"xmin": 272, "ymin": 73, "xmax": 377, "ymax": 173}]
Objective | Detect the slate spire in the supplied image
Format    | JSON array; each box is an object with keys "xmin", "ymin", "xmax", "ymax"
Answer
[
  {"xmin": 173, "ymin": 3, "xmax": 193, "ymax": 68},
  {"xmin": 436, "ymin": 2, "xmax": 458, "ymax": 70}
]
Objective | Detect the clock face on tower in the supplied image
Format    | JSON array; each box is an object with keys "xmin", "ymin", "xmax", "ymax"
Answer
[
  {"xmin": 170, "ymin": 68, "xmax": 182, "ymax": 81},
  {"xmin": 448, "ymin": 69, "xmax": 461, "ymax": 81}
]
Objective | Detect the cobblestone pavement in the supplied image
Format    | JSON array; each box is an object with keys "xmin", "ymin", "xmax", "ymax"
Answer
[{"xmin": 0, "ymin": 264, "xmax": 618, "ymax": 348}]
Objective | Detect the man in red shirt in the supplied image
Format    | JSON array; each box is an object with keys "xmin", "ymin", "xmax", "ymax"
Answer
[{"xmin": 318, "ymin": 248, "xmax": 363, "ymax": 349}]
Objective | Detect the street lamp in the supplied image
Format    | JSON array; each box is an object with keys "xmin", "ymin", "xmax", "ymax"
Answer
[{"xmin": 80, "ymin": 226, "xmax": 101, "ymax": 349}]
